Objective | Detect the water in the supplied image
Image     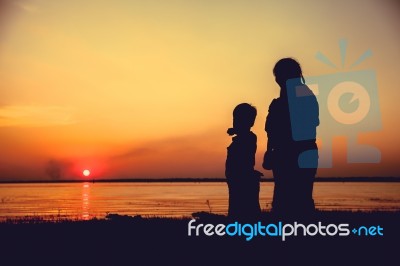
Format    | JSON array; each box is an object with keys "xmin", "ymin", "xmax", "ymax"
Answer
[{"xmin": 0, "ymin": 182, "xmax": 399, "ymax": 220}]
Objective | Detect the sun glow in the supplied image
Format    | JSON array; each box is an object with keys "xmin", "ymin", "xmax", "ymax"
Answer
[{"xmin": 83, "ymin": 169, "xmax": 91, "ymax": 177}]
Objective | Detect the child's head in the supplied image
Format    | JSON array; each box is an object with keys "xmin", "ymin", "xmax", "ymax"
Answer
[{"xmin": 229, "ymin": 103, "xmax": 257, "ymax": 135}]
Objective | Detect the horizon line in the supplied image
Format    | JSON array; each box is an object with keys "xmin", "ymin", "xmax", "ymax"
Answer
[{"xmin": 1, "ymin": 176, "xmax": 400, "ymax": 184}]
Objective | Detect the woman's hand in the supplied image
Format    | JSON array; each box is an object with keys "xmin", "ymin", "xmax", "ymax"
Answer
[{"xmin": 262, "ymin": 150, "xmax": 274, "ymax": 170}]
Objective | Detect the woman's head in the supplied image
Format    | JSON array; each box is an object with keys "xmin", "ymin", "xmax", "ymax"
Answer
[{"xmin": 273, "ymin": 58, "xmax": 303, "ymax": 88}]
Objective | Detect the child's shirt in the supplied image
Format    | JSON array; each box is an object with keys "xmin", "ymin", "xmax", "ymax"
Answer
[{"xmin": 225, "ymin": 131, "xmax": 257, "ymax": 182}]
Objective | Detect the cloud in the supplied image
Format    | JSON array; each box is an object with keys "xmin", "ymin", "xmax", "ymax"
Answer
[
  {"xmin": 110, "ymin": 134, "xmax": 211, "ymax": 161},
  {"xmin": 14, "ymin": 1, "xmax": 39, "ymax": 13},
  {"xmin": 45, "ymin": 160, "xmax": 62, "ymax": 180},
  {"xmin": 107, "ymin": 131, "xmax": 227, "ymax": 177},
  {"xmin": 0, "ymin": 105, "xmax": 77, "ymax": 127},
  {"xmin": 111, "ymin": 147, "xmax": 154, "ymax": 161},
  {"xmin": 45, "ymin": 159, "xmax": 71, "ymax": 180}
]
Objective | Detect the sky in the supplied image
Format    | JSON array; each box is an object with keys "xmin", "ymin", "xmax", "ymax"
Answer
[{"xmin": 0, "ymin": 0, "xmax": 399, "ymax": 180}]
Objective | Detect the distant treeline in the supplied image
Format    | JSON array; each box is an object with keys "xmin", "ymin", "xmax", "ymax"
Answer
[{"xmin": 1, "ymin": 177, "xmax": 400, "ymax": 183}]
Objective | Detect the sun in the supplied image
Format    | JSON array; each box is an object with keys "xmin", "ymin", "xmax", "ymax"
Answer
[{"xmin": 83, "ymin": 169, "xmax": 91, "ymax": 177}]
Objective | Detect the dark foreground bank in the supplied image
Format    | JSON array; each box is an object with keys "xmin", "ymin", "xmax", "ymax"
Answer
[{"xmin": 1, "ymin": 211, "xmax": 399, "ymax": 265}]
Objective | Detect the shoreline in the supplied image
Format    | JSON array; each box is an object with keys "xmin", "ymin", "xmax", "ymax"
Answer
[{"xmin": 1, "ymin": 176, "xmax": 400, "ymax": 184}]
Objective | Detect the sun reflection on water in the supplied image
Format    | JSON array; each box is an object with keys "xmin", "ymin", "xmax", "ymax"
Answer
[{"xmin": 82, "ymin": 182, "xmax": 90, "ymax": 220}]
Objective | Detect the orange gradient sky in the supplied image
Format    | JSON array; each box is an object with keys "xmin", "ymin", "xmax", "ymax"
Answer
[{"xmin": 0, "ymin": 0, "xmax": 399, "ymax": 180}]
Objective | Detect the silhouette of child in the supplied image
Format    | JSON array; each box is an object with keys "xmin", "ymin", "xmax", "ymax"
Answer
[{"xmin": 225, "ymin": 103, "xmax": 263, "ymax": 219}]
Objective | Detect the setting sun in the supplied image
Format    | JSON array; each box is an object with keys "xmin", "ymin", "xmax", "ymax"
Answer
[{"xmin": 83, "ymin": 170, "xmax": 91, "ymax": 177}]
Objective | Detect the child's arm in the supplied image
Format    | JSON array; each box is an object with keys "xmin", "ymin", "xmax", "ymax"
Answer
[{"xmin": 227, "ymin": 135, "xmax": 257, "ymax": 179}]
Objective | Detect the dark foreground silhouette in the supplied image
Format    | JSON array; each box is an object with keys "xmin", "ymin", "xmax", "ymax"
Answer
[
  {"xmin": 225, "ymin": 103, "xmax": 263, "ymax": 219},
  {"xmin": 1, "ymin": 211, "xmax": 399, "ymax": 265},
  {"xmin": 264, "ymin": 58, "xmax": 319, "ymax": 216}
]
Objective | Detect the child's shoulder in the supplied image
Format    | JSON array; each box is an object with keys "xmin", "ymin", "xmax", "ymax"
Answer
[{"xmin": 246, "ymin": 131, "xmax": 257, "ymax": 142}]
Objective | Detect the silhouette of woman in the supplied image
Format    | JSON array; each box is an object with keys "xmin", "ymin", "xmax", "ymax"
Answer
[{"xmin": 263, "ymin": 58, "xmax": 319, "ymax": 216}]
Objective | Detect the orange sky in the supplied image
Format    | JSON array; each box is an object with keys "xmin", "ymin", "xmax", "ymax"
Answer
[{"xmin": 0, "ymin": 0, "xmax": 399, "ymax": 180}]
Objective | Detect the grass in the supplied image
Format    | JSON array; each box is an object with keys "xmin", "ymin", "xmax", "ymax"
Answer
[
  {"xmin": 0, "ymin": 210, "xmax": 399, "ymax": 265},
  {"xmin": 1, "ymin": 209, "xmax": 398, "ymax": 223}
]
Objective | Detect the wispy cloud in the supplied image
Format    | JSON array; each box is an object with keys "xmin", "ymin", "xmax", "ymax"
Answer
[
  {"xmin": 110, "ymin": 135, "xmax": 204, "ymax": 161},
  {"xmin": 109, "ymin": 132, "xmax": 224, "ymax": 163},
  {"xmin": 14, "ymin": 0, "xmax": 39, "ymax": 13},
  {"xmin": 106, "ymin": 132, "xmax": 226, "ymax": 178},
  {"xmin": 0, "ymin": 105, "xmax": 77, "ymax": 127}
]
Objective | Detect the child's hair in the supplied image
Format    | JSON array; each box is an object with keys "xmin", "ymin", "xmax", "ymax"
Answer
[{"xmin": 233, "ymin": 103, "xmax": 257, "ymax": 128}]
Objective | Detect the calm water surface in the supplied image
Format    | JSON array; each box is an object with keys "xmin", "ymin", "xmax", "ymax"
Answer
[{"xmin": 0, "ymin": 182, "xmax": 399, "ymax": 220}]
